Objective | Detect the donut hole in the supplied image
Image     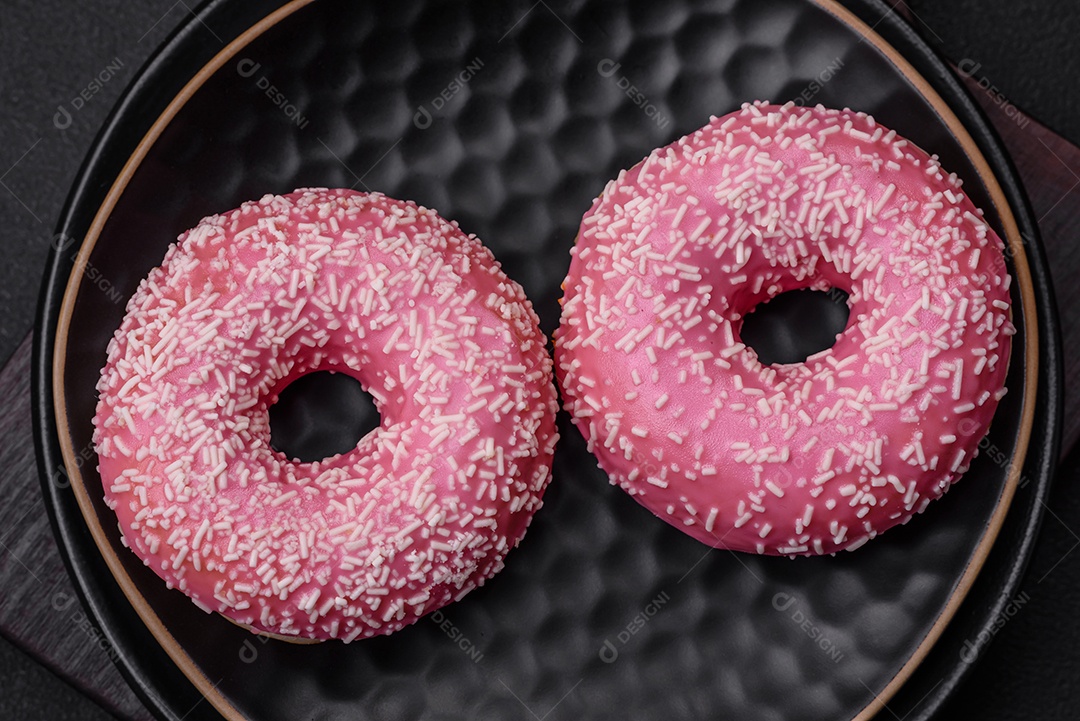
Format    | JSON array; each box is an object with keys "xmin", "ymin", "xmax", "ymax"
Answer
[
  {"xmin": 739, "ymin": 287, "xmax": 851, "ymax": 365},
  {"xmin": 269, "ymin": 371, "xmax": 381, "ymax": 463}
]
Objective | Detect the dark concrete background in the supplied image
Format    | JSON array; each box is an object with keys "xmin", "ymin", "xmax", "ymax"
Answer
[{"xmin": 1, "ymin": 0, "xmax": 1077, "ymax": 718}]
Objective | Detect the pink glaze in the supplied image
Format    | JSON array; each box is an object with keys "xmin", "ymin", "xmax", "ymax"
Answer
[
  {"xmin": 94, "ymin": 189, "xmax": 559, "ymax": 641},
  {"xmin": 555, "ymin": 102, "xmax": 1013, "ymax": 556}
]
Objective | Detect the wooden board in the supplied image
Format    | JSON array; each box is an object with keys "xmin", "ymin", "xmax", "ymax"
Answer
[
  {"xmin": 0, "ymin": 335, "xmax": 152, "ymax": 720},
  {"xmin": 0, "ymin": 58, "xmax": 1077, "ymax": 721},
  {"xmin": 960, "ymin": 74, "xmax": 1080, "ymax": 444}
]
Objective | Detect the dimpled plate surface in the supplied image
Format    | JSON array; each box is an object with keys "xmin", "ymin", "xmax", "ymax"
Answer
[{"xmin": 40, "ymin": 0, "xmax": 1045, "ymax": 719}]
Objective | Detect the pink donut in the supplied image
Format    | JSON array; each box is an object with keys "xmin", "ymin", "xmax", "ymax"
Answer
[
  {"xmin": 555, "ymin": 102, "xmax": 1013, "ymax": 556},
  {"xmin": 94, "ymin": 189, "xmax": 559, "ymax": 641}
]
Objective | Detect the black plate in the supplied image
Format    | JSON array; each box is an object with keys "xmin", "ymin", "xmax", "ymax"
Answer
[{"xmin": 32, "ymin": 0, "xmax": 1061, "ymax": 720}]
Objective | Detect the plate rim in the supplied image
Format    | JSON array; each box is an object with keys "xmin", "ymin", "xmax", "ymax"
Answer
[
  {"xmin": 806, "ymin": 8, "xmax": 1038, "ymax": 718},
  {"xmin": 32, "ymin": 1, "xmax": 1046, "ymax": 720}
]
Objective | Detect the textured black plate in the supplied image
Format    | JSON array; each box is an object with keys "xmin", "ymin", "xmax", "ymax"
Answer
[{"xmin": 32, "ymin": 0, "xmax": 1060, "ymax": 720}]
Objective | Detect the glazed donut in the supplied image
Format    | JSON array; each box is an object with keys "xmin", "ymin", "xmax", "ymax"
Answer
[
  {"xmin": 555, "ymin": 102, "xmax": 1012, "ymax": 556},
  {"xmin": 94, "ymin": 189, "xmax": 559, "ymax": 641}
]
